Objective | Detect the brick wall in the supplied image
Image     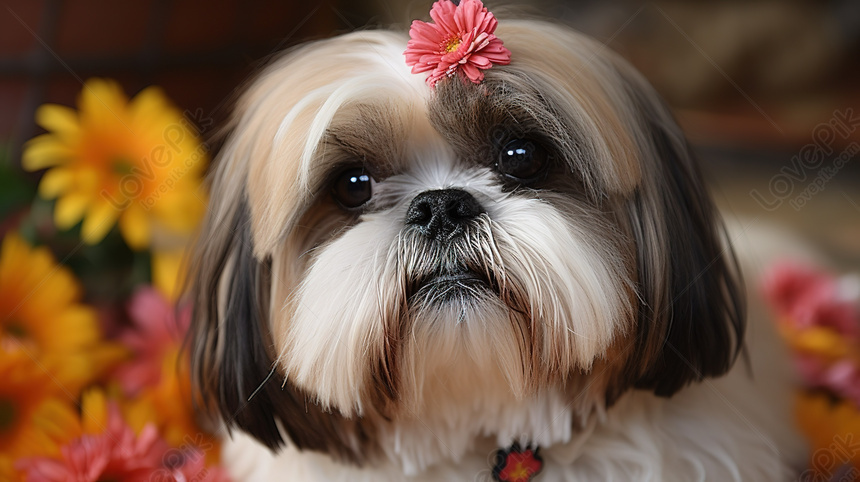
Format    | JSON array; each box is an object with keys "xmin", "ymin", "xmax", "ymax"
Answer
[{"xmin": 0, "ymin": 0, "xmax": 349, "ymax": 153}]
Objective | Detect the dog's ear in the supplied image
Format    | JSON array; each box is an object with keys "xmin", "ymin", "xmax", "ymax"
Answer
[
  {"xmin": 619, "ymin": 70, "xmax": 746, "ymax": 397},
  {"xmin": 186, "ymin": 196, "xmax": 370, "ymax": 462}
]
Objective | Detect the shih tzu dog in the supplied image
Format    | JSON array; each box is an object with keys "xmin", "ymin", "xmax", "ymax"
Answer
[{"xmin": 187, "ymin": 1, "xmax": 808, "ymax": 480}]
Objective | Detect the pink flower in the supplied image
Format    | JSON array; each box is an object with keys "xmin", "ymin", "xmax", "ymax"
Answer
[
  {"xmin": 18, "ymin": 401, "xmax": 230, "ymax": 482},
  {"xmin": 152, "ymin": 447, "xmax": 232, "ymax": 482},
  {"xmin": 794, "ymin": 285, "xmax": 859, "ymax": 337},
  {"xmin": 404, "ymin": 0, "xmax": 511, "ymax": 87},
  {"xmin": 762, "ymin": 262, "xmax": 832, "ymax": 317},
  {"xmin": 17, "ymin": 405, "xmax": 168, "ymax": 481},
  {"xmin": 764, "ymin": 262, "xmax": 860, "ymax": 405},
  {"xmin": 763, "ymin": 262, "xmax": 859, "ymax": 337},
  {"xmin": 114, "ymin": 287, "xmax": 191, "ymax": 395},
  {"xmin": 822, "ymin": 360, "xmax": 860, "ymax": 406},
  {"xmin": 794, "ymin": 355, "xmax": 860, "ymax": 407}
]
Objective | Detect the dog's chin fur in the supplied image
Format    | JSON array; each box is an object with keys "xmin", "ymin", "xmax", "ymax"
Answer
[{"xmin": 187, "ymin": 19, "xmax": 807, "ymax": 481}]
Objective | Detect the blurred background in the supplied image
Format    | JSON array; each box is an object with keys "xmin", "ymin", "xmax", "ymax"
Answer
[
  {"xmin": 1, "ymin": 0, "xmax": 859, "ymax": 275},
  {"xmin": 1, "ymin": 2, "xmax": 858, "ymax": 477}
]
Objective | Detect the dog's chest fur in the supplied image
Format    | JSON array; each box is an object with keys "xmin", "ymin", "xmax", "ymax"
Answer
[{"xmin": 221, "ymin": 332, "xmax": 805, "ymax": 481}]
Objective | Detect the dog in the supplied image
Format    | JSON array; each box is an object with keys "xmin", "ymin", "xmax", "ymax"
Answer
[{"xmin": 186, "ymin": 6, "xmax": 808, "ymax": 480}]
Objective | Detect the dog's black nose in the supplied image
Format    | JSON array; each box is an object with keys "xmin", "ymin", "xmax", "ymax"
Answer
[{"xmin": 405, "ymin": 189, "xmax": 483, "ymax": 241}]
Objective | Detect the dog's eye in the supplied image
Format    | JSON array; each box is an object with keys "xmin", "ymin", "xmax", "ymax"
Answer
[
  {"xmin": 332, "ymin": 167, "xmax": 374, "ymax": 209},
  {"xmin": 497, "ymin": 139, "xmax": 550, "ymax": 182}
]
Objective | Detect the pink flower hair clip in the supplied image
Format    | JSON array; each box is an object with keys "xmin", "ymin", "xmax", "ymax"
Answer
[{"xmin": 404, "ymin": 0, "xmax": 511, "ymax": 88}]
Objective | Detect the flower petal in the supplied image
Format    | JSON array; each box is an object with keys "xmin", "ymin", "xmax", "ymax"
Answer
[
  {"xmin": 479, "ymin": 39, "xmax": 511, "ymax": 64},
  {"xmin": 78, "ymin": 78, "xmax": 129, "ymax": 130},
  {"xmin": 454, "ymin": 0, "xmax": 481, "ymax": 32},
  {"xmin": 404, "ymin": 0, "xmax": 509, "ymax": 88},
  {"xmin": 152, "ymin": 248, "xmax": 185, "ymax": 301},
  {"xmin": 80, "ymin": 200, "xmax": 119, "ymax": 244},
  {"xmin": 409, "ymin": 20, "xmax": 445, "ymax": 46},
  {"xmin": 47, "ymin": 307, "xmax": 100, "ymax": 350},
  {"xmin": 129, "ymin": 86, "xmax": 170, "ymax": 126},
  {"xmin": 54, "ymin": 193, "xmax": 90, "ymax": 229},
  {"xmin": 81, "ymin": 389, "xmax": 109, "ymax": 435},
  {"xmin": 429, "ymin": 0, "xmax": 459, "ymax": 33},
  {"xmin": 119, "ymin": 203, "xmax": 150, "ymax": 250},
  {"xmin": 22, "ymin": 135, "xmax": 73, "ymax": 171},
  {"xmin": 35, "ymin": 104, "xmax": 80, "ymax": 138},
  {"xmin": 38, "ymin": 168, "xmax": 73, "ymax": 199},
  {"xmin": 468, "ymin": 54, "xmax": 493, "ymax": 69},
  {"xmin": 127, "ymin": 286, "xmax": 174, "ymax": 332},
  {"xmin": 31, "ymin": 398, "xmax": 83, "ymax": 451},
  {"xmin": 461, "ymin": 62, "xmax": 484, "ymax": 83}
]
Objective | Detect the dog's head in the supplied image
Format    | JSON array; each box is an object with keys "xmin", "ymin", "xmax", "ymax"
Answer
[{"xmin": 187, "ymin": 19, "xmax": 744, "ymax": 464}]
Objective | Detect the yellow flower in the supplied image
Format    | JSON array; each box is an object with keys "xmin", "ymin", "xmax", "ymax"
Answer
[
  {"xmin": 0, "ymin": 347, "xmax": 80, "ymax": 459},
  {"xmin": 0, "ymin": 233, "xmax": 125, "ymax": 393},
  {"xmin": 22, "ymin": 78, "xmax": 208, "ymax": 249},
  {"xmin": 777, "ymin": 322, "xmax": 850, "ymax": 362},
  {"xmin": 79, "ymin": 388, "xmax": 110, "ymax": 435},
  {"xmin": 795, "ymin": 391, "xmax": 860, "ymax": 477},
  {"xmin": 152, "ymin": 247, "xmax": 187, "ymax": 301}
]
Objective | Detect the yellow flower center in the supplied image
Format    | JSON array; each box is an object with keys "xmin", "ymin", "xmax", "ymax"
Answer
[
  {"xmin": 444, "ymin": 36, "xmax": 461, "ymax": 53},
  {"xmin": 509, "ymin": 463, "xmax": 530, "ymax": 479},
  {"xmin": 0, "ymin": 399, "xmax": 15, "ymax": 433}
]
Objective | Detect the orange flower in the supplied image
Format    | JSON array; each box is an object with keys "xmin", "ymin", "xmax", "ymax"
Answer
[
  {"xmin": 777, "ymin": 323, "xmax": 850, "ymax": 362},
  {"xmin": 0, "ymin": 233, "xmax": 125, "ymax": 394},
  {"xmin": 0, "ymin": 456, "xmax": 21, "ymax": 482},
  {"xmin": 795, "ymin": 392, "xmax": 860, "ymax": 478},
  {"xmin": 0, "ymin": 347, "xmax": 80, "ymax": 459}
]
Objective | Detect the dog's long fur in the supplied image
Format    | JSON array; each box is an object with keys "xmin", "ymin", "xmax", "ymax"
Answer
[{"xmin": 187, "ymin": 20, "xmax": 807, "ymax": 480}]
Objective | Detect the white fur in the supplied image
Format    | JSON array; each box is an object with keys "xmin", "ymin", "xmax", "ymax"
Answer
[
  {"xmin": 223, "ymin": 219, "xmax": 809, "ymax": 481},
  {"xmin": 278, "ymin": 152, "xmax": 628, "ymax": 415}
]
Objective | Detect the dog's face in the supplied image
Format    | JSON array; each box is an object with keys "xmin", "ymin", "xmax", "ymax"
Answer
[{"xmin": 188, "ymin": 21, "xmax": 744, "ymax": 464}]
